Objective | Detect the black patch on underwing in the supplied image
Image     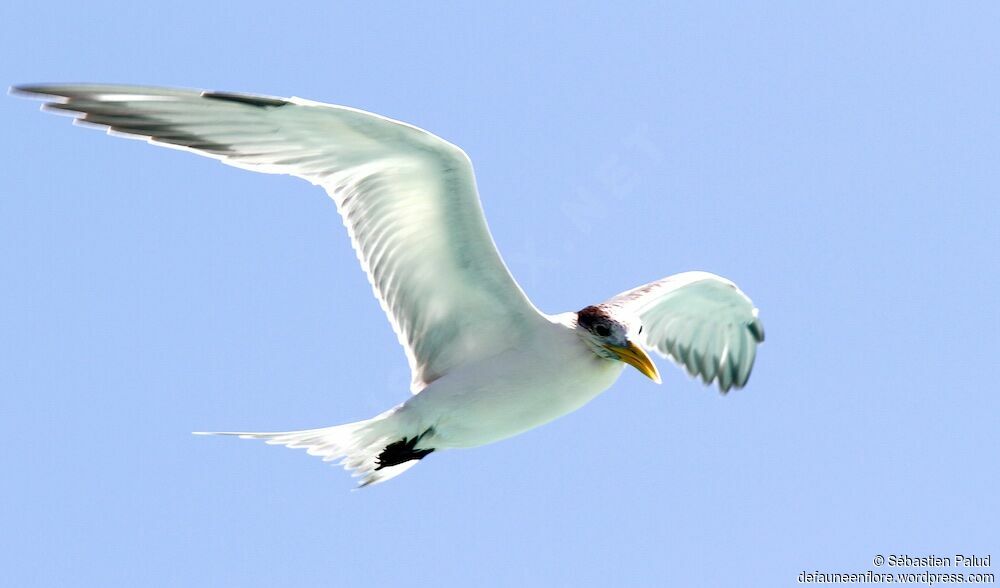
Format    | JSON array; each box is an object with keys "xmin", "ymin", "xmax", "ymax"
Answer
[
  {"xmin": 202, "ymin": 91, "xmax": 288, "ymax": 108},
  {"xmin": 374, "ymin": 430, "xmax": 435, "ymax": 470}
]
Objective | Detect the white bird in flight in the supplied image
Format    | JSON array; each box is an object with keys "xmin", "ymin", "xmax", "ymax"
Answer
[{"xmin": 16, "ymin": 84, "xmax": 765, "ymax": 487}]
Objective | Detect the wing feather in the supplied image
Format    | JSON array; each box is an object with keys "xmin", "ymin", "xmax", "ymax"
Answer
[
  {"xmin": 16, "ymin": 83, "xmax": 545, "ymax": 391},
  {"xmin": 602, "ymin": 271, "xmax": 763, "ymax": 393}
]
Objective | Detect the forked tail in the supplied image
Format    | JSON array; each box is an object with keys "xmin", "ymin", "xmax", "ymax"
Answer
[{"xmin": 195, "ymin": 409, "xmax": 432, "ymax": 487}]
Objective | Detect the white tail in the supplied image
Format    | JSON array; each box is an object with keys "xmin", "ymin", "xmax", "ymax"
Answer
[{"xmin": 195, "ymin": 409, "xmax": 422, "ymax": 487}]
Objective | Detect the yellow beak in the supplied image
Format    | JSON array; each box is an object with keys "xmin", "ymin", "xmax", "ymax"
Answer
[{"xmin": 603, "ymin": 340, "xmax": 661, "ymax": 384}]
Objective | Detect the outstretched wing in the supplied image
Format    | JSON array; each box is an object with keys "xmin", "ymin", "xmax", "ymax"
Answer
[
  {"xmin": 15, "ymin": 84, "xmax": 546, "ymax": 392},
  {"xmin": 602, "ymin": 271, "xmax": 764, "ymax": 392}
]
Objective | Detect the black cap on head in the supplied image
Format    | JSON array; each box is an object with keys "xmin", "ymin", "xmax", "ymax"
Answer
[{"xmin": 576, "ymin": 305, "xmax": 611, "ymax": 330}]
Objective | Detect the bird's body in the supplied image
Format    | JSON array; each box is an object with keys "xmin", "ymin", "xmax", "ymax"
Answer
[
  {"xmin": 402, "ymin": 313, "xmax": 623, "ymax": 449},
  {"xmin": 15, "ymin": 83, "xmax": 765, "ymax": 487}
]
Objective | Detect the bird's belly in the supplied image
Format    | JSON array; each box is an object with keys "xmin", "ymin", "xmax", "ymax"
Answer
[{"xmin": 405, "ymin": 346, "xmax": 624, "ymax": 449}]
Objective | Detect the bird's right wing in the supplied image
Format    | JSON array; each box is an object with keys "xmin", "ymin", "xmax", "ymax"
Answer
[
  {"xmin": 15, "ymin": 84, "xmax": 547, "ymax": 392},
  {"xmin": 602, "ymin": 271, "xmax": 764, "ymax": 392}
]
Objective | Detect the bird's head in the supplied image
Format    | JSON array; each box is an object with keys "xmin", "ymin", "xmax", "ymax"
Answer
[{"xmin": 575, "ymin": 305, "xmax": 661, "ymax": 383}]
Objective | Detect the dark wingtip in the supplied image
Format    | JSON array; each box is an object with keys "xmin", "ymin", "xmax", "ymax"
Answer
[
  {"xmin": 9, "ymin": 84, "xmax": 53, "ymax": 99},
  {"xmin": 201, "ymin": 90, "xmax": 288, "ymax": 108},
  {"xmin": 11, "ymin": 84, "xmax": 91, "ymax": 101}
]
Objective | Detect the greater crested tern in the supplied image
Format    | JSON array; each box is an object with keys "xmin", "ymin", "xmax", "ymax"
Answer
[{"xmin": 15, "ymin": 84, "xmax": 765, "ymax": 486}]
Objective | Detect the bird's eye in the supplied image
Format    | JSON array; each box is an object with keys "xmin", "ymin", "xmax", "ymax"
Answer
[
  {"xmin": 638, "ymin": 325, "xmax": 643, "ymax": 335},
  {"xmin": 594, "ymin": 324, "xmax": 611, "ymax": 337}
]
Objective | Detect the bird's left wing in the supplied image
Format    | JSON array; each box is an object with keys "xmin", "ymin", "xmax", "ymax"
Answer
[
  {"xmin": 14, "ymin": 84, "xmax": 547, "ymax": 392},
  {"xmin": 602, "ymin": 271, "xmax": 764, "ymax": 392}
]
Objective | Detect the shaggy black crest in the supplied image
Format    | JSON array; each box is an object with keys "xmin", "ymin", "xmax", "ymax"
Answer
[
  {"xmin": 576, "ymin": 305, "xmax": 611, "ymax": 331},
  {"xmin": 375, "ymin": 430, "xmax": 435, "ymax": 470}
]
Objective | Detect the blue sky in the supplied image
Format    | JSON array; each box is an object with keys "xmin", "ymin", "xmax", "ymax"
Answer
[{"xmin": 2, "ymin": 2, "xmax": 998, "ymax": 586}]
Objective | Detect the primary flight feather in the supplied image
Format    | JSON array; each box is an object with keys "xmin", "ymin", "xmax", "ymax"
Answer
[{"xmin": 15, "ymin": 84, "xmax": 764, "ymax": 487}]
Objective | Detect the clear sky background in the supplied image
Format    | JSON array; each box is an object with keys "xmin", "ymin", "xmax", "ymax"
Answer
[{"xmin": 2, "ymin": 2, "xmax": 998, "ymax": 586}]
